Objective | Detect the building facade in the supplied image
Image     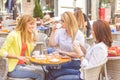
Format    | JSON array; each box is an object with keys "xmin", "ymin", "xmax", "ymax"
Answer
[{"xmin": 0, "ymin": 0, "xmax": 118, "ymax": 22}]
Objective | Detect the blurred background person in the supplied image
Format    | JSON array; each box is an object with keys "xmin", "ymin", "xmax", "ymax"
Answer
[
  {"xmin": 74, "ymin": 7, "xmax": 91, "ymax": 37},
  {"xmin": 43, "ymin": 13, "xmax": 54, "ymax": 26},
  {"xmin": 74, "ymin": 8, "xmax": 86, "ymax": 37}
]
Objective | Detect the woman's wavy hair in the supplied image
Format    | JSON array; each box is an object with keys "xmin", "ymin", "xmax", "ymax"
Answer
[
  {"xmin": 15, "ymin": 14, "xmax": 35, "ymax": 43},
  {"xmin": 93, "ymin": 20, "xmax": 113, "ymax": 47},
  {"xmin": 61, "ymin": 11, "xmax": 79, "ymax": 41},
  {"xmin": 74, "ymin": 7, "xmax": 85, "ymax": 29}
]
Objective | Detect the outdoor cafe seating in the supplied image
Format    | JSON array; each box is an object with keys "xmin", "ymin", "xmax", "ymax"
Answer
[
  {"xmin": 0, "ymin": 37, "xmax": 33, "ymax": 80},
  {"xmin": 1, "ymin": 25, "xmax": 120, "ymax": 80},
  {"xmin": 106, "ymin": 41, "xmax": 120, "ymax": 80},
  {"xmin": 55, "ymin": 58, "xmax": 108, "ymax": 80},
  {"xmin": 0, "ymin": 18, "xmax": 120, "ymax": 80}
]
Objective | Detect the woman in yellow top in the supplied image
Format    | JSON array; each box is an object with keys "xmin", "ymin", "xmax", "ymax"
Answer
[{"xmin": 0, "ymin": 15, "xmax": 44, "ymax": 80}]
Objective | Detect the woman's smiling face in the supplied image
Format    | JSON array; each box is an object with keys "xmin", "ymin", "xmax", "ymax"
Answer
[{"xmin": 27, "ymin": 21, "xmax": 35, "ymax": 33}]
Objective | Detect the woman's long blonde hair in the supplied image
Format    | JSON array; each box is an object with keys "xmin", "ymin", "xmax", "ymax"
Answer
[
  {"xmin": 61, "ymin": 11, "xmax": 79, "ymax": 41},
  {"xmin": 15, "ymin": 14, "xmax": 35, "ymax": 43},
  {"xmin": 74, "ymin": 7, "xmax": 86, "ymax": 35}
]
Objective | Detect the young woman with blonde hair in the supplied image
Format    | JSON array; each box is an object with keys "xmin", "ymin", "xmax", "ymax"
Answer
[
  {"xmin": 46, "ymin": 11, "xmax": 85, "ymax": 80},
  {"xmin": 52, "ymin": 20, "xmax": 112, "ymax": 80},
  {"xmin": 0, "ymin": 15, "xmax": 44, "ymax": 80},
  {"xmin": 49, "ymin": 11, "xmax": 85, "ymax": 57}
]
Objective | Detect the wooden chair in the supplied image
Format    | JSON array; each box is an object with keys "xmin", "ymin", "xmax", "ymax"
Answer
[
  {"xmin": 0, "ymin": 57, "xmax": 8, "ymax": 80},
  {"xmin": 0, "ymin": 37, "xmax": 7, "ymax": 80},
  {"xmin": 106, "ymin": 57, "xmax": 120, "ymax": 80},
  {"xmin": 0, "ymin": 37, "xmax": 34, "ymax": 80},
  {"xmin": 32, "ymin": 32, "xmax": 48, "ymax": 54},
  {"xmin": 82, "ymin": 58, "xmax": 108, "ymax": 80},
  {"xmin": 55, "ymin": 58, "xmax": 108, "ymax": 80},
  {"xmin": 0, "ymin": 57, "xmax": 33, "ymax": 80},
  {"xmin": 0, "ymin": 37, "xmax": 6, "ymax": 47}
]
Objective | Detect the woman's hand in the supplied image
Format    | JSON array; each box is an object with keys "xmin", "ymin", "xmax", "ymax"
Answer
[
  {"xmin": 17, "ymin": 56, "xmax": 30, "ymax": 63},
  {"xmin": 52, "ymin": 24, "xmax": 57, "ymax": 32},
  {"xmin": 49, "ymin": 24, "xmax": 58, "ymax": 47},
  {"xmin": 58, "ymin": 49, "xmax": 66, "ymax": 55},
  {"xmin": 32, "ymin": 29, "xmax": 38, "ymax": 41},
  {"xmin": 73, "ymin": 42, "xmax": 84, "ymax": 58}
]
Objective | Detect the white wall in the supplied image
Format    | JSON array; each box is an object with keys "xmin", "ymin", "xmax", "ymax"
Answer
[
  {"xmin": 21, "ymin": 0, "xmax": 35, "ymax": 16},
  {"xmin": 57, "ymin": 0, "xmax": 86, "ymax": 17}
]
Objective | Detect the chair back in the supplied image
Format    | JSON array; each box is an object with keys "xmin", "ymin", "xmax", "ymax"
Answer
[
  {"xmin": 83, "ymin": 58, "xmax": 108, "ymax": 80},
  {"xmin": 36, "ymin": 32, "xmax": 48, "ymax": 44},
  {"xmin": 32, "ymin": 32, "xmax": 48, "ymax": 54},
  {"xmin": 0, "ymin": 37, "xmax": 5, "ymax": 48},
  {"xmin": 0, "ymin": 37, "xmax": 6, "ymax": 80},
  {"xmin": 0, "ymin": 57, "xmax": 8, "ymax": 80},
  {"xmin": 0, "ymin": 57, "xmax": 33, "ymax": 80},
  {"xmin": 106, "ymin": 57, "xmax": 120, "ymax": 80}
]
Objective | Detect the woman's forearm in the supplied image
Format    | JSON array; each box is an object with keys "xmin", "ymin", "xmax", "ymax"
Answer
[
  {"xmin": 60, "ymin": 50, "xmax": 79, "ymax": 58},
  {"xmin": 80, "ymin": 45, "xmax": 86, "ymax": 55},
  {"xmin": 6, "ymin": 54, "xmax": 19, "ymax": 59},
  {"xmin": 49, "ymin": 31, "xmax": 57, "ymax": 47}
]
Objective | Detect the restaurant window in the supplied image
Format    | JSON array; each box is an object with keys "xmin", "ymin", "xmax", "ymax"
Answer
[{"xmin": 40, "ymin": 0, "xmax": 54, "ymax": 17}]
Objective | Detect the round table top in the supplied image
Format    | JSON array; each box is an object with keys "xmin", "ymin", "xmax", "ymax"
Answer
[
  {"xmin": 0, "ymin": 30, "xmax": 9, "ymax": 34},
  {"xmin": 30, "ymin": 54, "xmax": 71, "ymax": 65}
]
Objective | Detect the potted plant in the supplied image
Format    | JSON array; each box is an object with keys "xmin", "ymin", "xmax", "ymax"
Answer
[{"xmin": 33, "ymin": 0, "xmax": 43, "ymax": 19}]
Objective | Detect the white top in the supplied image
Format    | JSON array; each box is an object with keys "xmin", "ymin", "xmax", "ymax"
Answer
[
  {"xmin": 80, "ymin": 42, "xmax": 108, "ymax": 79},
  {"xmin": 54, "ymin": 28, "xmax": 85, "ymax": 52}
]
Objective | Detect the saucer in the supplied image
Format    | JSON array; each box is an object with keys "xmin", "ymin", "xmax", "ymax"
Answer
[{"xmin": 49, "ymin": 58, "xmax": 60, "ymax": 62}]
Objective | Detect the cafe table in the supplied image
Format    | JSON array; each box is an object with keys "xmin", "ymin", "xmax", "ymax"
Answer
[
  {"xmin": 105, "ymin": 45, "xmax": 120, "ymax": 80},
  {"xmin": 29, "ymin": 54, "xmax": 71, "ymax": 66},
  {"xmin": 29, "ymin": 54, "xmax": 71, "ymax": 76},
  {"xmin": 0, "ymin": 30, "xmax": 9, "ymax": 38},
  {"xmin": 106, "ymin": 56, "xmax": 120, "ymax": 80}
]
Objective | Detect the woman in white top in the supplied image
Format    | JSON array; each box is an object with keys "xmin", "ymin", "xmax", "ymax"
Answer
[
  {"xmin": 49, "ymin": 11, "xmax": 85, "ymax": 55},
  {"xmin": 48, "ymin": 20, "xmax": 113, "ymax": 80},
  {"xmin": 46, "ymin": 11, "xmax": 85, "ymax": 80},
  {"xmin": 73, "ymin": 19, "xmax": 113, "ymax": 79},
  {"xmin": 49, "ymin": 11, "xmax": 84, "ymax": 64}
]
